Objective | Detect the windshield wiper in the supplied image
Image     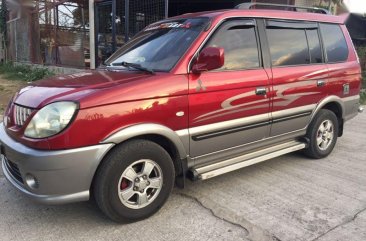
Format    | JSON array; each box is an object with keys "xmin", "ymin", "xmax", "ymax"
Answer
[{"xmin": 110, "ymin": 62, "xmax": 155, "ymax": 75}]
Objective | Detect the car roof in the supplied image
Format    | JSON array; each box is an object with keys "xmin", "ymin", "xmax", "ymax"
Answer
[{"xmin": 171, "ymin": 9, "xmax": 345, "ymax": 24}]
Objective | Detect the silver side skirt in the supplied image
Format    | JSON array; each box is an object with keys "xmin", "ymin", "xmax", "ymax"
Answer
[{"xmin": 189, "ymin": 140, "xmax": 306, "ymax": 180}]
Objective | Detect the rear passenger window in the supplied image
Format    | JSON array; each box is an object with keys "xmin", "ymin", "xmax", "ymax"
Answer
[
  {"xmin": 205, "ymin": 20, "xmax": 260, "ymax": 70},
  {"xmin": 320, "ymin": 24, "xmax": 349, "ymax": 63},
  {"xmin": 267, "ymin": 28, "xmax": 310, "ymax": 66}
]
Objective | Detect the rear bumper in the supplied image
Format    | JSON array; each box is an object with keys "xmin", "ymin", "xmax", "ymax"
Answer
[
  {"xmin": 343, "ymin": 95, "xmax": 362, "ymax": 121},
  {"xmin": 0, "ymin": 123, "xmax": 114, "ymax": 205}
]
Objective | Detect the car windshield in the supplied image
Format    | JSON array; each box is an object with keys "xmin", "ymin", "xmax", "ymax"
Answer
[{"xmin": 105, "ymin": 18, "xmax": 209, "ymax": 72}]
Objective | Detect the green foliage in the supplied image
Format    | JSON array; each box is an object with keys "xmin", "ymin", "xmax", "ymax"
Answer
[
  {"xmin": 356, "ymin": 46, "xmax": 366, "ymax": 105},
  {"xmin": 356, "ymin": 46, "xmax": 366, "ymax": 64},
  {"xmin": 360, "ymin": 70, "xmax": 366, "ymax": 105},
  {"xmin": 360, "ymin": 89, "xmax": 366, "ymax": 105},
  {"xmin": 0, "ymin": 62, "xmax": 54, "ymax": 82}
]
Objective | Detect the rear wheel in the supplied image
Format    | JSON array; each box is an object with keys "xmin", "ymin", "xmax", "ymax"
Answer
[
  {"xmin": 304, "ymin": 109, "xmax": 338, "ymax": 159},
  {"xmin": 94, "ymin": 139, "xmax": 175, "ymax": 222}
]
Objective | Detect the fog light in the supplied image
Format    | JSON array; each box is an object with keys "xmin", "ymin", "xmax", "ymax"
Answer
[{"xmin": 25, "ymin": 174, "xmax": 39, "ymax": 190}]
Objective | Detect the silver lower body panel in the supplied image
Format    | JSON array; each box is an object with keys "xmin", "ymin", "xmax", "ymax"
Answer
[{"xmin": 0, "ymin": 123, "xmax": 114, "ymax": 205}]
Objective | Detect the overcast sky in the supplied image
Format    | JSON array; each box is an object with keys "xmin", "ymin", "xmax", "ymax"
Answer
[{"xmin": 343, "ymin": 0, "xmax": 366, "ymax": 14}]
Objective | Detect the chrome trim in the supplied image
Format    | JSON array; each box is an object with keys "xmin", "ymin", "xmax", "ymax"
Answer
[
  {"xmin": 101, "ymin": 124, "xmax": 188, "ymax": 159},
  {"xmin": 195, "ymin": 141, "xmax": 306, "ymax": 180},
  {"xmin": 13, "ymin": 105, "xmax": 33, "ymax": 127}
]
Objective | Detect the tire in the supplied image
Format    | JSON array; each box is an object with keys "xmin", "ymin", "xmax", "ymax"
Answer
[
  {"xmin": 304, "ymin": 109, "xmax": 339, "ymax": 159},
  {"xmin": 93, "ymin": 139, "xmax": 175, "ymax": 223}
]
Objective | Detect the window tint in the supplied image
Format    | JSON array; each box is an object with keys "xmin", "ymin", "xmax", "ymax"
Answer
[
  {"xmin": 306, "ymin": 29, "xmax": 323, "ymax": 64},
  {"xmin": 205, "ymin": 22, "xmax": 260, "ymax": 70},
  {"xmin": 267, "ymin": 28, "xmax": 310, "ymax": 66},
  {"xmin": 320, "ymin": 24, "xmax": 348, "ymax": 63}
]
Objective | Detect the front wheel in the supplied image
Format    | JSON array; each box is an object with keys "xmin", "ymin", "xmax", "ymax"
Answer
[
  {"xmin": 93, "ymin": 139, "xmax": 175, "ymax": 222},
  {"xmin": 304, "ymin": 109, "xmax": 339, "ymax": 159}
]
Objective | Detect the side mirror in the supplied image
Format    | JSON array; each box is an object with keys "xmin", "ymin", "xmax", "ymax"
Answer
[{"xmin": 191, "ymin": 47, "xmax": 224, "ymax": 74}]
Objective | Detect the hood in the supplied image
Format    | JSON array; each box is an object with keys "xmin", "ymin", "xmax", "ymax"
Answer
[{"xmin": 14, "ymin": 70, "xmax": 187, "ymax": 109}]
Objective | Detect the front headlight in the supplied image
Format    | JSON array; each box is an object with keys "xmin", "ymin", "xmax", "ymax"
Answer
[{"xmin": 25, "ymin": 102, "xmax": 78, "ymax": 139}]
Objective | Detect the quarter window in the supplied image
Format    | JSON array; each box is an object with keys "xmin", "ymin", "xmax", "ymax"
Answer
[
  {"xmin": 205, "ymin": 20, "xmax": 260, "ymax": 70},
  {"xmin": 320, "ymin": 24, "xmax": 349, "ymax": 63}
]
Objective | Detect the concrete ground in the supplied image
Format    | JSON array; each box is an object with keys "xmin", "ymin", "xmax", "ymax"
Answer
[{"xmin": 0, "ymin": 112, "xmax": 365, "ymax": 241}]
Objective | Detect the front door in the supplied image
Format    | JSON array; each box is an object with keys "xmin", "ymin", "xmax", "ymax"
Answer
[{"xmin": 188, "ymin": 19, "xmax": 271, "ymax": 158}]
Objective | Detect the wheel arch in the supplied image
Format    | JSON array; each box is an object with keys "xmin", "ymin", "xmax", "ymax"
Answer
[
  {"xmin": 310, "ymin": 96, "xmax": 345, "ymax": 137},
  {"xmin": 101, "ymin": 124, "xmax": 188, "ymax": 159},
  {"xmin": 99, "ymin": 124, "xmax": 189, "ymax": 188}
]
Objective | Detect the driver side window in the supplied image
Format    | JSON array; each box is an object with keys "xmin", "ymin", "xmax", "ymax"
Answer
[{"xmin": 205, "ymin": 20, "xmax": 260, "ymax": 71}]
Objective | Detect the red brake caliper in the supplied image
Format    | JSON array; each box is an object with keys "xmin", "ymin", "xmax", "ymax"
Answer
[{"xmin": 120, "ymin": 178, "xmax": 129, "ymax": 190}]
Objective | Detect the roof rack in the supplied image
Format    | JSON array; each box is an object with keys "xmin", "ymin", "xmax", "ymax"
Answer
[{"xmin": 235, "ymin": 2, "xmax": 331, "ymax": 15}]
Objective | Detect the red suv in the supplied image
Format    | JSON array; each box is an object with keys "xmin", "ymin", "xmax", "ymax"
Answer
[{"xmin": 0, "ymin": 6, "xmax": 363, "ymax": 222}]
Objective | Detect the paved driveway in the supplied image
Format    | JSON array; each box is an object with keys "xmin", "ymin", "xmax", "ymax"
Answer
[{"xmin": 0, "ymin": 112, "xmax": 365, "ymax": 241}]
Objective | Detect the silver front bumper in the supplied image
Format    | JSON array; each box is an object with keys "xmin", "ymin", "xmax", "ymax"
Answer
[{"xmin": 0, "ymin": 123, "xmax": 114, "ymax": 205}]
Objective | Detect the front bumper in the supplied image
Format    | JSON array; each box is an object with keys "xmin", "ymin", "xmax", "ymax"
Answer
[{"xmin": 0, "ymin": 123, "xmax": 114, "ymax": 205}]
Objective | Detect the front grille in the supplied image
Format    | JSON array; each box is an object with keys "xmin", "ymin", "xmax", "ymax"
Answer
[{"xmin": 14, "ymin": 105, "xmax": 33, "ymax": 127}]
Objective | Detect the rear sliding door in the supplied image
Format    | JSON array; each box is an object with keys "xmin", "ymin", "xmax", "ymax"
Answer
[{"xmin": 265, "ymin": 20, "xmax": 329, "ymax": 137}]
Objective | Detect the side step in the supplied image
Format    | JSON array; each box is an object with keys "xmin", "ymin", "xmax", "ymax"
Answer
[{"xmin": 189, "ymin": 140, "xmax": 307, "ymax": 181}]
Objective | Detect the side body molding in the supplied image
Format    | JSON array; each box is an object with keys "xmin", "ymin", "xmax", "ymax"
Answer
[{"xmin": 101, "ymin": 124, "xmax": 188, "ymax": 160}]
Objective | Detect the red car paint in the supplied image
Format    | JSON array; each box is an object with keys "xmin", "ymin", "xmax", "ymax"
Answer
[{"xmin": 4, "ymin": 9, "xmax": 361, "ymax": 151}]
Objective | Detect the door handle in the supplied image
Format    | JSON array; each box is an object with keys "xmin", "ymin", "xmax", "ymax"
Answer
[
  {"xmin": 317, "ymin": 80, "xmax": 326, "ymax": 87},
  {"xmin": 255, "ymin": 87, "xmax": 267, "ymax": 96}
]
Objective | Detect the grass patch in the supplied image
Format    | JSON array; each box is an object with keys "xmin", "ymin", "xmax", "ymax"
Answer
[{"xmin": 0, "ymin": 62, "xmax": 54, "ymax": 82}]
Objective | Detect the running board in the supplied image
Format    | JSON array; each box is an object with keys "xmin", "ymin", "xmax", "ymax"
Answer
[{"xmin": 188, "ymin": 140, "xmax": 306, "ymax": 181}]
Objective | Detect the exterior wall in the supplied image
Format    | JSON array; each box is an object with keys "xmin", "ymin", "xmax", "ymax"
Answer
[
  {"xmin": 6, "ymin": 0, "xmax": 90, "ymax": 69},
  {"xmin": 7, "ymin": 8, "xmax": 41, "ymax": 64}
]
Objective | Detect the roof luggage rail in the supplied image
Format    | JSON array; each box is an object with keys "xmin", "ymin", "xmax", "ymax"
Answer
[{"xmin": 235, "ymin": 2, "xmax": 331, "ymax": 15}]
